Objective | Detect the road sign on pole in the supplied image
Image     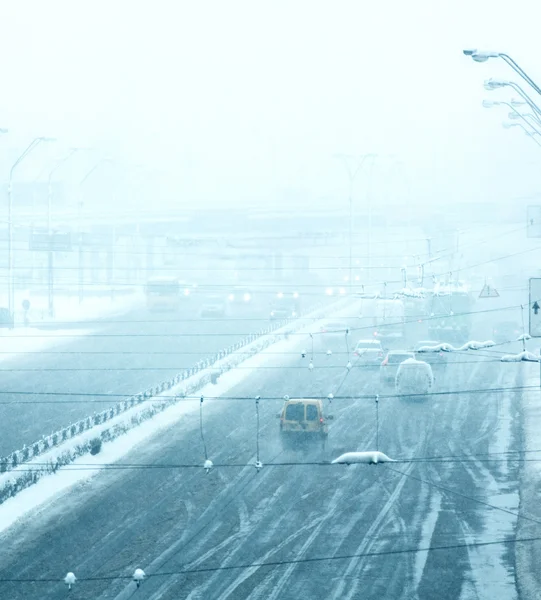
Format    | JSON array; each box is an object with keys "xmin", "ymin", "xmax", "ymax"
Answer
[
  {"xmin": 529, "ymin": 278, "xmax": 541, "ymax": 337},
  {"xmin": 479, "ymin": 282, "xmax": 499, "ymax": 298},
  {"xmin": 527, "ymin": 206, "xmax": 541, "ymax": 238}
]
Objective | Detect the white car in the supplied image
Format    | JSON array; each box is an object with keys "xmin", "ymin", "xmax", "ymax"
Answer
[
  {"xmin": 395, "ymin": 358, "xmax": 434, "ymax": 397},
  {"xmin": 354, "ymin": 339, "xmax": 384, "ymax": 364}
]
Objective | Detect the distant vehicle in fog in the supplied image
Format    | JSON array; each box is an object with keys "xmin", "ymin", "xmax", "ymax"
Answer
[
  {"xmin": 395, "ymin": 358, "xmax": 434, "ymax": 397},
  {"xmin": 354, "ymin": 339, "xmax": 384, "ymax": 364},
  {"xmin": 227, "ymin": 286, "xmax": 253, "ymax": 305},
  {"xmin": 492, "ymin": 321, "xmax": 522, "ymax": 344},
  {"xmin": 200, "ymin": 295, "xmax": 227, "ymax": 318},
  {"xmin": 145, "ymin": 276, "xmax": 188, "ymax": 311},
  {"xmin": 269, "ymin": 292, "xmax": 300, "ymax": 320},
  {"xmin": 428, "ymin": 283, "xmax": 474, "ymax": 342},
  {"xmin": 373, "ymin": 299, "xmax": 405, "ymax": 344},
  {"xmin": 318, "ymin": 321, "xmax": 351, "ymax": 349},
  {"xmin": 380, "ymin": 350, "xmax": 415, "ymax": 386}
]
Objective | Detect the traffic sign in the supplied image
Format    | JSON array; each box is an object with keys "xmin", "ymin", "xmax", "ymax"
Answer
[
  {"xmin": 479, "ymin": 283, "xmax": 499, "ymax": 298},
  {"xmin": 527, "ymin": 206, "xmax": 541, "ymax": 238},
  {"xmin": 529, "ymin": 278, "xmax": 541, "ymax": 337},
  {"xmin": 29, "ymin": 231, "xmax": 72, "ymax": 251}
]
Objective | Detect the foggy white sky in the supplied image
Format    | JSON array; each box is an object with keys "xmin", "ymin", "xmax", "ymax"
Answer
[{"xmin": 0, "ymin": 0, "xmax": 540, "ymax": 210}]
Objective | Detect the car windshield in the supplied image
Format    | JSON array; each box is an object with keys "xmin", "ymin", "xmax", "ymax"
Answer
[
  {"xmin": 285, "ymin": 403, "xmax": 304, "ymax": 421},
  {"xmin": 146, "ymin": 283, "xmax": 179, "ymax": 295}
]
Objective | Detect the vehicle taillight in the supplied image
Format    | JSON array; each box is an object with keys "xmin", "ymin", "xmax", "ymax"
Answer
[
  {"xmin": 439, "ymin": 352, "xmax": 443, "ymax": 357},
  {"xmin": 378, "ymin": 351, "xmax": 383, "ymax": 357},
  {"xmin": 354, "ymin": 351, "xmax": 359, "ymax": 356},
  {"xmin": 382, "ymin": 357, "xmax": 388, "ymax": 366},
  {"xmin": 373, "ymin": 331, "xmax": 378, "ymax": 337},
  {"xmin": 418, "ymin": 319, "xmax": 423, "ymax": 323},
  {"xmin": 320, "ymin": 417, "xmax": 324, "ymax": 423},
  {"xmin": 321, "ymin": 328, "xmax": 327, "ymax": 333}
]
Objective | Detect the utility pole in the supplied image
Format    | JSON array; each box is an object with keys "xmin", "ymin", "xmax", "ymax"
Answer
[{"xmin": 333, "ymin": 153, "xmax": 376, "ymax": 293}]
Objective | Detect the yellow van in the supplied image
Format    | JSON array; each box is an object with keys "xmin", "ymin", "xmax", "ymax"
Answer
[{"xmin": 278, "ymin": 399, "xmax": 333, "ymax": 449}]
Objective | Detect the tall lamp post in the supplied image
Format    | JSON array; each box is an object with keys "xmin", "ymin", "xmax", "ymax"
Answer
[
  {"xmin": 8, "ymin": 136, "xmax": 55, "ymax": 323},
  {"xmin": 46, "ymin": 148, "xmax": 79, "ymax": 317},
  {"xmin": 484, "ymin": 78, "xmax": 541, "ymax": 118},
  {"xmin": 333, "ymin": 153, "xmax": 376, "ymax": 292},
  {"xmin": 78, "ymin": 158, "xmax": 113, "ymax": 303},
  {"xmin": 502, "ymin": 121, "xmax": 541, "ymax": 147},
  {"xmin": 482, "ymin": 99, "xmax": 541, "ymax": 131},
  {"xmin": 464, "ymin": 50, "xmax": 541, "ymax": 96}
]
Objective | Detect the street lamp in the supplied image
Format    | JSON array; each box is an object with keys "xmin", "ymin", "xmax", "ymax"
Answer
[
  {"xmin": 507, "ymin": 111, "xmax": 541, "ymax": 132},
  {"xmin": 77, "ymin": 158, "xmax": 113, "ymax": 303},
  {"xmin": 502, "ymin": 122, "xmax": 541, "ymax": 147},
  {"xmin": 484, "ymin": 78, "xmax": 541, "ymax": 118},
  {"xmin": 333, "ymin": 153, "xmax": 376, "ymax": 292},
  {"xmin": 8, "ymin": 136, "xmax": 56, "ymax": 322},
  {"xmin": 45, "ymin": 148, "xmax": 80, "ymax": 317},
  {"xmin": 464, "ymin": 49, "xmax": 541, "ymax": 97},
  {"xmin": 482, "ymin": 99, "xmax": 541, "ymax": 132}
]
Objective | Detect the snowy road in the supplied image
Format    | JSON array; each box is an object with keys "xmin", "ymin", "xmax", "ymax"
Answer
[
  {"xmin": 0, "ymin": 299, "xmax": 295, "ymax": 457},
  {"xmin": 0, "ymin": 326, "xmax": 525, "ymax": 599}
]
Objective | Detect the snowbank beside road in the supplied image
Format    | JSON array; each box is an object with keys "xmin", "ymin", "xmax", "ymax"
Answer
[
  {"xmin": 0, "ymin": 298, "xmax": 361, "ymax": 535},
  {"xmin": 514, "ymin": 363, "xmax": 541, "ymax": 600}
]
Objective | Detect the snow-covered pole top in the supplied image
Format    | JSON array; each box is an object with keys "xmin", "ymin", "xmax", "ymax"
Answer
[
  {"xmin": 501, "ymin": 351, "xmax": 540, "ymax": 362},
  {"xmin": 416, "ymin": 340, "xmax": 495, "ymax": 353},
  {"xmin": 332, "ymin": 451, "xmax": 395, "ymax": 465}
]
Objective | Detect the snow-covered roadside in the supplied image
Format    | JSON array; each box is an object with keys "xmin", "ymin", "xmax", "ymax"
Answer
[
  {"xmin": 0, "ymin": 299, "xmax": 361, "ymax": 532},
  {"xmin": 21, "ymin": 290, "xmax": 144, "ymax": 326},
  {"xmin": 0, "ymin": 291, "xmax": 144, "ymax": 365},
  {"xmin": 514, "ymin": 362, "xmax": 541, "ymax": 600}
]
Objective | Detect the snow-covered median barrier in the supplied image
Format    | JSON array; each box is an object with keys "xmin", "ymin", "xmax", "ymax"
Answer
[{"xmin": 0, "ymin": 297, "xmax": 355, "ymax": 509}]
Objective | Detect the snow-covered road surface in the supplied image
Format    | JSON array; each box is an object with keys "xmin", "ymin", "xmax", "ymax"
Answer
[{"xmin": 0, "ymin": 323, "xmax": 524, "ymax": 599}]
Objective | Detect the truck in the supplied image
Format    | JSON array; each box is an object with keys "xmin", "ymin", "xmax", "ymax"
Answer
[
  {"xmin": 373, "ymin": 299, "xmax": 405, "ymax": 346},
  {"xmin": 427, "ymin": 284, "xmax": 474, "ymax": 343}
]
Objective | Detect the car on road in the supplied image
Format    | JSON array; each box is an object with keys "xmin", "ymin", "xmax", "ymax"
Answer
[
  {"xmin": 227, "ymin": 286, "xmax": 254, "ymax": 305},
  {"xmin": 353, "ymin": 339, "xmax": 384, "ymax": 365},
  {"xmin": 200, "ymin": 295, "xmax": 227, "ymax": 318},
  {"xmin": 380, "ymin": 350, "xmax": 415, "ymax": 386},
  {"xmin": 492, "ymin": 321, "xmax": 522, "ymax": 344},
  {"xmin": 318, "ymin": 320, "xmax": 351, "ymax": 349},
  {"xmin": 269, "ymin": 294, "xmax": 300, "ymax": 320},
  {"xmin": 414, "ymin": 340, "xmax": 448, "ymax": 367},
  {"xmin": 278, "ymin": 398, "xmax": 333, "ymax": 450},
  {"xmin": 395, "ymin": 358, "xmax": 434, "ymax": 398}
]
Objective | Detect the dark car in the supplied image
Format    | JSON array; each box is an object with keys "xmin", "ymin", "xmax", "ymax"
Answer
[{"xmin": 492, "ymin": 322, "xmax": 522, "ymax": 344}]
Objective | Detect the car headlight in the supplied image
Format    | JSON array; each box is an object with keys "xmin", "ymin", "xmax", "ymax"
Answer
[
  {"xmin": 244, "ymin": 293, "xmax": 251, "ymax": 302},
  {"xmin": 228, "ymin": 294, "xmax": 235, "ymax": 301},
  {"xmin": 293, "ymin": 291, "xmax": 299, "ymax": 299},
  {"xmin": 271, "ymin": 311, "xmax": 275, "ymax": 316},
  {"xmin": 184, "ymin": 288, "xmax": 190, "ymax": 296},
  {"xmin": 326, "ymin": 288, "xmax": 333, "ymax": 296},
  {"xmin": 339, "ymin": 288, "xmax": 346, "ymax": 295},
  {"xmin": 277, "ymin": 292, "xmax": 284, "ymax": 299}
]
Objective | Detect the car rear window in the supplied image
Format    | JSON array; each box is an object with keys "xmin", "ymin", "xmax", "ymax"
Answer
[
  {"xmin": 306, "ymin": 404, "xmax": 319, "ymax": 421},
  {"xmin": 389, "ymin": 353, "xmax": 412, "ymax": 363},
  {"xmin": 357, "ymin": 341, "xmax": 378, "ymax": 349},
  {"xmin": 285, "ymin": 403, "xmax": 304, "ymax": 421}
]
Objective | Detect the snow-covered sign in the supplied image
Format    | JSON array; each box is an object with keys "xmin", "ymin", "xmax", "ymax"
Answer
[
  {"xmin": 479, "ymin": 283, "xmax": 499, "ymax": 298},
  {"xmin": 529, "ymin": 278, "xmax": 541, "ymax": 337}
]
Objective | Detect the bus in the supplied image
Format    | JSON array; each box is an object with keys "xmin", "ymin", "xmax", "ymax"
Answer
[{"xmin": 145, "ymin": 276, "xmax": 186, "ymax": 311}]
